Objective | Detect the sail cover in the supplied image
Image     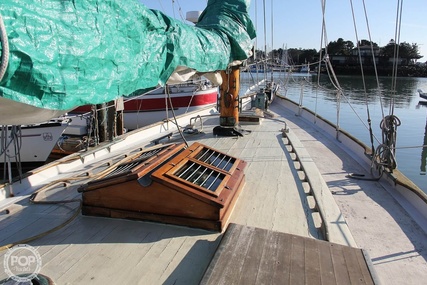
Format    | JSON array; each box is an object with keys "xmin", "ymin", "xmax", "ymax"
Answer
[{"xmin": 0, "ymin": 0, "xmax": 255, "ymax": 124}]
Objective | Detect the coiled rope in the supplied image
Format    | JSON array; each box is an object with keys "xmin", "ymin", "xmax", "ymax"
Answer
[
  {"xmin": 371, "ymin": 115, "xmax": 401, "ymax": 175},
  {"xmin": 0, "ymin": 143, "xmax": 171, "ymax": 251},
  {"xmin": 0, "ymin": 13, "xmax": 9, "ymax": 82}
]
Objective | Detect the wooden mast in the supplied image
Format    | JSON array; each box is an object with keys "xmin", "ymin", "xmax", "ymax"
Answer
[{"xmin": 219, "ymin": 66, "xmax": 240, "ymax": 127}]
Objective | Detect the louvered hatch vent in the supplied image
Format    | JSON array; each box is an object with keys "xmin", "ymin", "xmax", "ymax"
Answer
[
  {"xmin": 174, "ymin": 161, "xmax": 226, "ymax": 192},
  {"xmin": 161, "ymin": 145, "xmax": 239, "ymax": 198},
  {"xmin": 195, "ymin": 148, "xmax": 235, "ymax": 171},
  {"xmin": 102, "ymin": 144, "xmax": 171, "ymax": 179},
  {"xmin": 81, "ymin": 142, "xmax": 247, "ymax": 231}
]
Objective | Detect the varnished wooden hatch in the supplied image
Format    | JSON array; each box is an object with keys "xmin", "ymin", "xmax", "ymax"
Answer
[{"xmin": 79, "ymin": 142, "xmax": 247, "ymax": 231}]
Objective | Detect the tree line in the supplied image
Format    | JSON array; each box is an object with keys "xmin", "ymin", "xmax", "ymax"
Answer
[{"xmin": 252, "ymin": 38, "xmax": 424, "ymax": 66}]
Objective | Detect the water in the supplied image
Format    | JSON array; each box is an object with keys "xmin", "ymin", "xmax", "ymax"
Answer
[{"xmin": 240, "ymin": 72, "xmax": 427, "ymax": 194}]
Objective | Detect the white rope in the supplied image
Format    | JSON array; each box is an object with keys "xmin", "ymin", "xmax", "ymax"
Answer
[
  {"xmin": 173, "ymin": 0, "xmax": 186, "ymax": 22},
  {"xmin": 390, "ymin": 0, "xmax": 404, "ymax": 115},
  {"xmin": 361, "ymin": 0, "xmax": 384, "ymax": 118},
  {"xmin": 349, "ymin": 0, "xmax": 369, "ymax": 102},
  {"xmin": 349, "ymin": 0, "xmax": 384, "ymax": 153},
  {"xmin": 0, "ymin": 13, "xmax": 9, "ymax": 82},
  {"xmin": 318, "ymin": 0, "xmax": 345, "ymax": 135}
]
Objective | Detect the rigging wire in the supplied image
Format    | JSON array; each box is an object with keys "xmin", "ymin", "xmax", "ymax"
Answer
[
  {"xmin": 1, "ymin": 126, "xmax": 23, "ymax": 185},
  {"xmin": 307, "ymin": 0, "xmax": 409, "ymax": 178},
  {"xmin": 270, "ymin": 0, "xmax": 274, "ymax": 83},
  {"xmin": 171, "ymin": 0, "xmax": 176, "ymax": 19},
  {"xmin": 166, "ymin": 84, "xmax": 189, "ymax": 147},
  {"xmin": 361, "ymin": 0, "xmax": 388, "ymax": 156},
  {"xmin": 171, "ymin": 0, "xmax": 186, "ymax": 22},
  {"xmin": 156, "ymin": 0, "xmax": 166, "ymax": 14},
  {"xmin": 175, "ymin": 0, "xmax": 186, "ymax": 22},
  {"xmin": 262, "ymin": 0, "xmax": 268, "ymax": 84},
  {"xmin": 371, "ymin": 0, "xmax": 404, "ymax": 175},
  {"xmin": 361, "ymin": 0, "xmax": 384, "ymax": 118},
  {"xmin": 319, "ymin": 0, "xmax": 346, "ymax": 137},
  {"xmin": 254, "ymin": 0, "xmax": 259, "ymax": 83},
  {"xmin": 349, "ymin": 0, "xmax": 377, "ymax": 155},
  {"xmin": 336, "ymin": 0, "xmax": 404, "ymax": 174},
  {"xmin": 315, "ymin": 0, "xmax": 329, "ymax": 122},
  {"xmin": 318, "ymin": 0, "xmax": 328, "ymax": 78},
  {"xmin": 391, "ymin": 0, "xmax": 404, "ymax": 114}
]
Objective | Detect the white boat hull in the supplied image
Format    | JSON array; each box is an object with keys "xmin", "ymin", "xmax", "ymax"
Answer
[
  {"xmin": 0, "ymin": 120, "xmax": 69, "ymax": 163},
  {"xmin": 67, "ymin": 85, "xmax": 219, "ymax": 133},
  {"xmin": 122, "ymin": 104, "xmax": 217, "ymax": 130}
]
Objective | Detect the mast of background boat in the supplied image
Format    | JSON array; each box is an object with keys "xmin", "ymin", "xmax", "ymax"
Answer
[
  {"xmin": 254, "ymin": 0, "xmax": 260, "ymax": 82},
  {"xmin": 270, "ymin": 0, "xmax": 274, "ymax": 83},
  {"xmin": 262, "ymin": 0, "xmax": 268, "ymax": 84}
]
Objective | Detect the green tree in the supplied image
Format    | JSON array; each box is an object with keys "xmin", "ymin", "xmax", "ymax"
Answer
[
  {"xmin": 327, "ymin": 38, "xmax": 354, "ymax": 55},
  {"xmin": 399, "ymin": 42, "xmax": 422, "ymax": 64},
  {"xmin": 299, "ymin": 49, "xmax": 318, "ymax": 63},
  {"xmin": 380, "ymin": 39, "xmax": 396, "ymax": 61},
  {"xmin": 358, "ymin": 39, "xmax": 378, "ymax": 47},
  {"xmin": 380, "ymin": 40, "xmax": 422, "ymax": 65},
  {"xmin": 254, "ymin": 49, "xmax": 266, "ymax": 60},
  {"xmin": 287, "ymin": 48, "xmax": 302, "ymax": 65}
]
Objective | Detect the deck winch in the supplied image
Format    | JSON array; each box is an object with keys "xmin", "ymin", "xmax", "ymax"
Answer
[{"xmin": 251, "ymin": 81, "xmax": 277, "ymax": 110}]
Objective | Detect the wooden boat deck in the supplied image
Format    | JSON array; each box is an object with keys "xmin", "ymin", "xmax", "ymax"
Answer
[
  {"xmin": 201, "ymin": 223, "xmax": 376, "ymax": 285},
  {"xmin": 0, "ymin": 100, "xmax": 426, "ymax": 284}
]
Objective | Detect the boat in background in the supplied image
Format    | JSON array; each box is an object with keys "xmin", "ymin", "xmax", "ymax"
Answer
[
  {"xmin": 417, "ymin": 89, "xmax": 427, "ymax": 106},
  {"xmin": 299, "ymin": 63, "xmax": 311, "ymax": 74},
  {"xmin": 246, "ymin": 63, "xmax": 272, "ymax": 73},
  {"xmin": 0, "ymin": 119, "xmax": 69, "ymax": 165},
  {"xmin": 418, "ymin": 89, "xmax": 427, "ymax": 100},
  {"xmin": 67, "ymin": 78, "xmax": 218, "ymax": 133}
]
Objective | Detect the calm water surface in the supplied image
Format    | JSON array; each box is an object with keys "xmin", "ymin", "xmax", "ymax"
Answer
[{"xmin": 241, "ymin": 72, "xmax": 427, "ymax": 194}]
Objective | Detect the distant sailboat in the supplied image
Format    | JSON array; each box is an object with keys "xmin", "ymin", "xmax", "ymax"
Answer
[{"xmin": 418, "ymin": 89, "xmax": 427, "ymax": 100}]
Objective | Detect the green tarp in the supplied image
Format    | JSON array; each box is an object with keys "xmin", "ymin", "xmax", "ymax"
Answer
[{"xmin": 0, "ymin": 0, "xmax": 255, "ymax": 111}]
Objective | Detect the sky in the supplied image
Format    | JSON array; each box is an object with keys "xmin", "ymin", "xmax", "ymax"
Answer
[{"xmin": 141, "ymin": 0, "xmax": 427, "ymax": 60}]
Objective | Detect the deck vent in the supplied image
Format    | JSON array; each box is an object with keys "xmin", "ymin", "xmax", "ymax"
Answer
[
  {"xmin": 79, "ymin": 142, "xmax": 247, "ymax": 231},
  {"xmin": 194, "ymin": 148, "xmax": 236, "ymax": 171},
  {"xmin": 174, "ymin": 161, "xmax": 226, "ymax": 192},
  {"xmin": 102, "ymin": 145, "xmax": 171, "ymax": 179}
]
